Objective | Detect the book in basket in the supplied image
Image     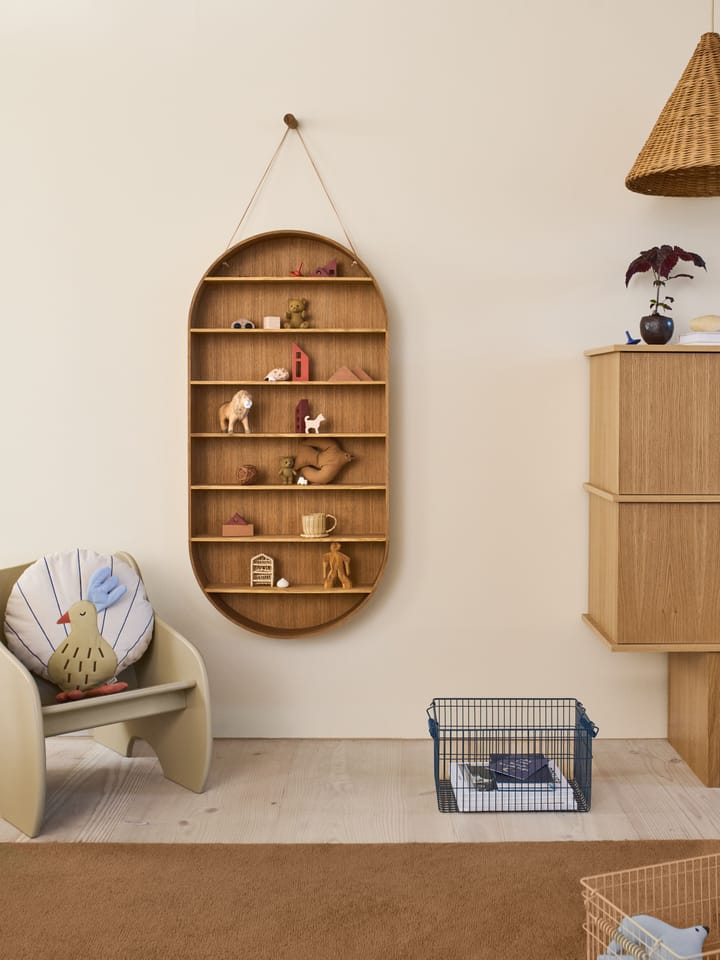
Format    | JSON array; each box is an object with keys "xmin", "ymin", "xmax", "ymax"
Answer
[
  {"xmin": 449, "ymin": 759, "xmax": 577, "ymax": 811},
  {"xmin": 488, "ymin": 753, "xmax": 555, "ymax": 791}
]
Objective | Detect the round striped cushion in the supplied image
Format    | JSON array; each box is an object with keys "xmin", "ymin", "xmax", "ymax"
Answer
[{"xmin": 3, "ymin": 549, "xmax": 154, "ymax": 683}]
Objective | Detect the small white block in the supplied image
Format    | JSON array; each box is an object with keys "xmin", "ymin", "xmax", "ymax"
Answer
[{"xmin": 263, "ymin": 316, "xmax": 281, "ymax": 329}]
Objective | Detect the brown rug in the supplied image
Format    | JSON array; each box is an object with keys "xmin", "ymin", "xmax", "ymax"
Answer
[{"xmin": 3, "ymin": 841, "xmax": 720, "ymax": 959}]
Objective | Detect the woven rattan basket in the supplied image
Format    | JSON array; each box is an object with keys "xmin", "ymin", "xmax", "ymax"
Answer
[{"xmin": 626, "ymin": 32, "xmax": 720, "ymax": 196}]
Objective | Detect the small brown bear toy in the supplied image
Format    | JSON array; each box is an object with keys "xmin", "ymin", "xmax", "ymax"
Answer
[
  {"xmin": 283, "ymin": 298, "xmax": 310, "ymax": 329},
  {"xmin": 278, "ymin": 455, "xmax": 297, "ymax": 484}
]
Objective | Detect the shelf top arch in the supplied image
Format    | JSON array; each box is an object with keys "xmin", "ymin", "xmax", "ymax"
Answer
[{"xmin": 193, "ymin": 229, "xmax": 376, "ymax": 283}]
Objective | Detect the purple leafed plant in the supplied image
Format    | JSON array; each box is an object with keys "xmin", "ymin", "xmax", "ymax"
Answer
[{"xmin": 625, "ymin": 244, "xmax": 706, "ymax": 316}]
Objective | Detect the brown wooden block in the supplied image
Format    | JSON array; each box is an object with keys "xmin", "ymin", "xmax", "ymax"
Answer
[
  {"xmin": 222, "ymin": 524, "xmax": 254, "ymax": 537},
  {"xmin": 328, "ymin": 366, "xmax": 360, "ymax": 382}
]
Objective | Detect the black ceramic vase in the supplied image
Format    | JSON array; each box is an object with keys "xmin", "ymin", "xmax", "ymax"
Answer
[{"xmin": 640, "ymin": 313, "xmax": 674, "ymax": 345}]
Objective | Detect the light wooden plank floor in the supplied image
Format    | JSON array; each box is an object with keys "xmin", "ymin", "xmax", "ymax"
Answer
[{"xmin": 4, "ymin": 737, "xmax": 720, "ymax": 843}]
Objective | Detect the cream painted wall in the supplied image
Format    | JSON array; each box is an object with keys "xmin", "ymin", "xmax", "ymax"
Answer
[{"xmin": 2, "ymin": 0, "xmax": 719, "ymax": 738}]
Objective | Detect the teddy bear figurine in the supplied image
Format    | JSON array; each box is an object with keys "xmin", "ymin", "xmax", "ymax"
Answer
[
  {"xmin": 278, "ymin": 455, "xmax": 297, "ymax": 485},
  {"xmin": 283, "ymin": 298, "xmax": 310, "ymax": 329}
]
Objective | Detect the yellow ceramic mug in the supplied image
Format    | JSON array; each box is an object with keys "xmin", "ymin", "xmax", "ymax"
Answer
[{"xmin": 301, "ymin": 513, "xmax": 337, "ymax": 537}]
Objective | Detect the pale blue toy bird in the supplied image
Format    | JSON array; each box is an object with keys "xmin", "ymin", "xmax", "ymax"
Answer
[
  {"xmin": 602, "ymin": 914, "xmax": 709, "ymax": 959},
  {"xmin": 48, "ymin": 567, "xmax": 128, "ymax": 703}
]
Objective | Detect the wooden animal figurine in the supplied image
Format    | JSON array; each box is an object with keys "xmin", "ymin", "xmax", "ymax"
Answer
[
  {"xmin": 48, "ymin": 567, "xmax": 129, "ymax": 702},
  {"xmin": 219, "ymin": 389, "xmax": 253, "ymax": 434},
  {"xmin": 293, "ymin": 437, "xmax": 354, "ymax": 484},
  {"xmin": 322, "ymin": 542, "xmax": 352, "ymax": 589},
  {"xmin": 283, "ymin": 298, "xmax": 310, "ymax": 329},
  {"xmin": 278, "ymin": 455, "xmax": 297, "ymax": 484},
  {"xmin": 304, "ymin": 412, "xmax": 326, "ymax": 434}
]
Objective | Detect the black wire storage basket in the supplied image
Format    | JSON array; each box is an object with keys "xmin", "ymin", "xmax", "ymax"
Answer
[{"xmin": 427, "ymin": 698, "xmax": 599, "ymax": 813}]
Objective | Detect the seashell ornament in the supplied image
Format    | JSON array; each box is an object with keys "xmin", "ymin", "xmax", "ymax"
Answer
[{"xmin": 264, "ymin": 367, "xmax": 290, "ymax": 381}]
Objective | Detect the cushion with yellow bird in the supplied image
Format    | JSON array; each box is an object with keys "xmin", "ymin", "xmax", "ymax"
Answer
[{"xmin": 3, "ymin": 548, "xmax": 154, "ymax": 692}]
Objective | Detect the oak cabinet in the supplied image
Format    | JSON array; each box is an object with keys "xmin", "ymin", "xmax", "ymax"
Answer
[
  {"xmin": 584, "ymin": 344, "xmax": 720, "ymax": 785},
  {"xmin": 584, "ymin": 345, "xmax": 720, "ymax": 652}
]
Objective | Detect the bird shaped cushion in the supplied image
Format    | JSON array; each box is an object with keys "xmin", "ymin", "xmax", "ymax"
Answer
[{"xmin": 3, "ymin": 549, "xmax": 154, "ymax": 698}]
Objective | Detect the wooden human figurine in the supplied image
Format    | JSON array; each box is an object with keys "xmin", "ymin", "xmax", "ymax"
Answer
[{"xmin": 322, "ymin": 541, "xmax": 352, "ymax": 590}]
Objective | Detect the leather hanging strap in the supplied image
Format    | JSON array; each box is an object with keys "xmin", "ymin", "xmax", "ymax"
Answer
[{"xmin": 224, "ymin": 114, "xmax": 358, "ymax": 258}]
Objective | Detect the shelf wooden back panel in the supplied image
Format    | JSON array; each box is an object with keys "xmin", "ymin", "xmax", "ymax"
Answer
[{"xmin": 188, "ymin": 230, "xmax": 389, "ymax": 638}]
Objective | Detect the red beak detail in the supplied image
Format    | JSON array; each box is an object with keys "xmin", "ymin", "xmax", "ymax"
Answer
[{"xmin": 57, "ymin": 611, "xmax": 70, "ymax": 625}]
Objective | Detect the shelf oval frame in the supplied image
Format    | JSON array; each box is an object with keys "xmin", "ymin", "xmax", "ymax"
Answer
[{"xmin": 188, "ymin": 230, "xmax": 390, "ymax": 638}]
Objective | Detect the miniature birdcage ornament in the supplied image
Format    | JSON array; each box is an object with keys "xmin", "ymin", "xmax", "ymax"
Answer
[{"xmin": 250, "ymin": 554, "xmax": 274, "ymax": 587}]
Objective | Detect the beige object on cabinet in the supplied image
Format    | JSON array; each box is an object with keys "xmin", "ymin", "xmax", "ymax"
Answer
[
  {"xmin": 584, "ymin": 345, "xmax": 720, "ymax": 785},
  {"xmin": 0, "ymin": 552, "xmax": 212, "ymax": 837}
]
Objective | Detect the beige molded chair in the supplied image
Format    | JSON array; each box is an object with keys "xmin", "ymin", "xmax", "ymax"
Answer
[{"xmin": 0, "ymin": 551, "xmax": 212, "ymax": 837}]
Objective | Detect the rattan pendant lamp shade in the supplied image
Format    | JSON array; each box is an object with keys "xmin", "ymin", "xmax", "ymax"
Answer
[{"xmin": 626, "ymin": 31, "xmax": 720, "ymax": 196}]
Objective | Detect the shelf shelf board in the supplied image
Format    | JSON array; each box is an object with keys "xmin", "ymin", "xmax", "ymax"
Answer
[
  {"xmin": 204, "ymin": 583, "xmax": 372, "ymax": 594},
  {"xmin": 190, "ymin": 327, "xmax": 386, "ymax": 334},
  {"xmin": 191, "ymin": 432, "xmax": 387, "ymax": 439},
  {"xmin": 192, "ymin": 535, "xmax": 386, "ymax": 543},
  {"xmin": 190, "ymin": 380, "xmax": 386, "ymax": 386},
  {"xmin": 203, "ymin": 276, "xmax": 374, "ymax": 284},
  {"xmin": 582, "ymin": 614, "xmax": 720, "ymax": 652},
  {"xmin": 191, "ymin": 484, "xmax": 386, "ymax": 491},
  {"xmin": 584, "ymin": 483, "xmax": 720, "ymax": 503}
]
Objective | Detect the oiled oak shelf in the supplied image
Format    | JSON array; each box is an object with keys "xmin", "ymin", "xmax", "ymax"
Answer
[
  {"xmin": 204, "ymin": 584, "xmax": 373, "ymax": 595},
  {"xmin": 203, "ymin": 276, "xmax": 374, "ymax": 284},
  {"xmin": 190, "ymin": 328, "xmax": 385, "ymax": 334},
  {"xmin": 188, "ymin": 228, "xmax": 389, "ymax": 638},
  {"xmin": 191, "ymin": 432, "xmax": 386, "ymax": 439},
  {"xmin": 191, "ymin": 484, "xmax": 386, "ymax": 491},
  {"xmin": 585, "ymin": 346, "xmax": 720, "ymax": 787},
  {"xmin": 192, "ymin": 535, "xmax": 387, "ymax": 543},
  {"xmin": 190, "ymin": 380, "xmax": 386, "ymax": 386}
]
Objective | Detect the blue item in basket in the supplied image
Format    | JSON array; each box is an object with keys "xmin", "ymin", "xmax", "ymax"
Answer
[
  {"xmin": 606, "ymin": 914, "xmax": 708, "ymax": 959},
  {"xmin": 489, "ymin": 753, "xmax": 550, "ymax": 781}
]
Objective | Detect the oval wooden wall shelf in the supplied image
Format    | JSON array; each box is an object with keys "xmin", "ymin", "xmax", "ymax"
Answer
[{"xmin": 188, "ymin": 230, "xmax": 390, "ymax": 638}]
